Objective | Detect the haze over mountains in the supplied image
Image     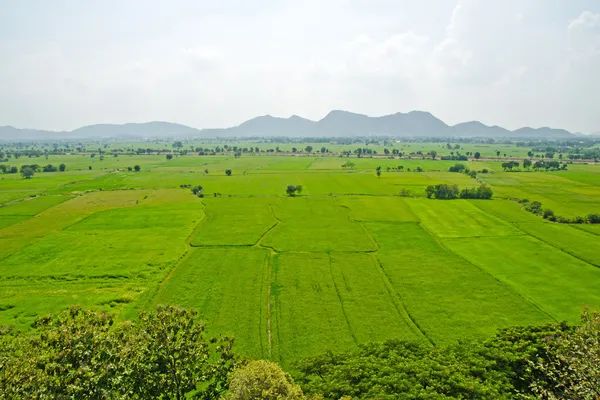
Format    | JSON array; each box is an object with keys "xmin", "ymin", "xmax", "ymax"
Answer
[{"xmin": 0, "ymin": 110, "xmax": 590, "ymax": 140}]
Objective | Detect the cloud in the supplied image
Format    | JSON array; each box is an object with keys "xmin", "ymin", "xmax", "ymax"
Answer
[{"xmin": 568, "ymin": 11, "xmax": 600, "ymax": 33}]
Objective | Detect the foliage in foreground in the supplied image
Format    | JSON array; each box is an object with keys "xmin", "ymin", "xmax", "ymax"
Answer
[
  {"xmin": 225, "ymin": 360, "xmax": 304, "ymax": 400},
  {"xmin": 294, "ymin": 312, "xmax": 600, "ymax": 399},
  {"xmin": 2, "ymin": 308, "xmax": 599, "ymax": 400},
  {"xmin": 0, "ymin": 305, "xmax": 235, "ymax": 399}
]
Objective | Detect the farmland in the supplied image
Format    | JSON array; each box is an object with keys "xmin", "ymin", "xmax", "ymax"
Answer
[{"xmin": 1, "ymin": 144, "xmax": 599, "ymax": 366}]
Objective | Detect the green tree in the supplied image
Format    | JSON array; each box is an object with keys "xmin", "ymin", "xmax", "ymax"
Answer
[
  {"xmin": 305, "ymin": 146, "xmax": 313, "ymax": 153},
  {"xmin": 430, "ymin": 150, "xmax": 437, "ymax": 160},
  {"xmin": 225, "ymin": 360, "xmax": 304, "ymax": 400},
  {"xmin": 59, "ymin": 163, "xmax": 66, "ymax": 172},
  {"xmin": 474, "ymin": 152, "xmax": 481, "ymax": 159},
  {"xmin": 0, "ymin": 306, "xmax": 236, "ymax": 399},
  {"xmin": 529, "ymin": 309, "xmax": 600, "ymax": 399},
  {"xmin": 128, "ymin": 305, "xmax": 235, "ymax": 400},
  {"xmin": 295, "ymin": 185, "xmax": 303, "ymax": 195},
  {"xmin": 286, "ymin": 185, "xmax": 297, "ymax": 196},
  {"xmin": 225, "ymin": 169, "xmax": 232, "ymax": 176},
  {"xmin": 191, "ymin": 185, "xmax": 204, "ymax": 197},
  {"xmin": 166, "ymin": 154, "xmax": 174, "ymax": 160},
  {"xmin": 21, "ymin": 167, "xmax": 34, "ymax": 179},
  {"xmin": 523, "ymin": 159, "xmax": 532, "ymax": 169},
  {"xmin": 134, "ymin": 165, "xmax": 141, "ymax": 172}
]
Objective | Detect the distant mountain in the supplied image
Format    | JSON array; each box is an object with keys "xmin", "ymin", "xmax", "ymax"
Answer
[
  {"xmin": 453, "ymin": 121, "xmax": 511, "ymax": 137},
  {"xmin": 71, "ymin": 121, "xmax": 201, "ymax": 137},
  {"xmin": 0, "ymin": 111, "xmax": 580, "ymax": 139}
]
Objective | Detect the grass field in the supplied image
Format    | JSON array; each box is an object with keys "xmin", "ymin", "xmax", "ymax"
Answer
[{"xmin": 1, "ymin": 150, "xmax": 599, "ymax": 366}]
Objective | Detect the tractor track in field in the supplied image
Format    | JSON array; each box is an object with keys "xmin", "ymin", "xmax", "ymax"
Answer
[
  {"xmin": 254, "ymin": 204, "xmax": 282, "ymax": 358},
  {"xmin": 141, "ymin": 203, "xmax": 207, "ymax": 308},
  {"xmin": 328, "ymin": 253, "xmax": 359, "ymax": 346},
  {"xmin": 333, "ymin": 195, "xmax": 433, "ymax": 343},
  {"xmin": 371, "ymin": 253, "xmax": 435, "ymax": 345}
]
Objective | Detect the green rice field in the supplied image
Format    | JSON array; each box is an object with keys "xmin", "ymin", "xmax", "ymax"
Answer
[{"xmin": 1, "ymin": 149, "xmax": 599, "ymax": 365}]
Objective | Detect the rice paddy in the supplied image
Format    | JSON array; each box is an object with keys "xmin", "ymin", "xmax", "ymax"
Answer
[{"xmin": 1, "ymin": 148, "xmax": 599, "ymax": 365}]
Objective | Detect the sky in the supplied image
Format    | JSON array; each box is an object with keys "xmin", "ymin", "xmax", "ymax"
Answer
[{"xmin": 1, "ymin": 0, "xmax": 599, "ymax": 133}]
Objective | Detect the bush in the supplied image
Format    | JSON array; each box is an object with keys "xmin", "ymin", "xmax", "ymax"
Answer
[
  {"xmin": 426, "ymin": 184, "xmax": 459, "ymax": 199},
  {"xmin": 226, "ymin": 360, "xmax": 304, "ymax": 400},
  {"xmin": 191, "ymin": 185, "xmax": 204, "ymax": 197},
  {"xmin": 588, "ymin": 214, "xmax": 600, "ymax": 224},
  {"xmin": 542, "ymin": 209, "xmax": 555, "ymax": 220},
  {"xmin": 448, "ymin": 163, "xmax": 466, "ymax": 172}
]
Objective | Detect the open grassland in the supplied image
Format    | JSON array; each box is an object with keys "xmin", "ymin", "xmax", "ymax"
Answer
[{"xmin": 0, "ymin": 151, "xmax": 599, "ymax": 366}]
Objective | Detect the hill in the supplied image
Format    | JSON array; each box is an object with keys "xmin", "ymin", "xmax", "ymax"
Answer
[{"xmin": 0, "ymin": 111, "xmax": 579, "ymax": 139}]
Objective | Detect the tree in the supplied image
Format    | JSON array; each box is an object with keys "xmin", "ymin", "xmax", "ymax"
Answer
[
  {"xmin": 305, "ymin": 146, "xmax": 313, "ymax": 153},
  {"xmin": 527, "ymin": 151, "xmax": 534, "ymax": 158},
  {"xmin": 166, "ymin": 154, "xmax": 173, "ymax": 160},
  {"xmin": 0, "ymin": 306, "xmax": 236, "ymax": 399},
  {"xmin": 376, "ymin": 166, "xmax": 381, "ymax": 178},
  {"xmin": 496, "ymin": 150, "xmax": 501, "ymax": 157},
  {"xmin": 448, "ymin": 163, "xmax": 466, "ymax": 173},
  {"xmin": 21, "ymin": 167, "xmax": 34, "ymax": 179},
  {"xmin": 474, "ymin": 152, "xmax": 481, "ymax": 160},
  {"xmin": 430, "ymin": 150, "xmax": 437, "ymax": 160},
  {"xmin": 133, "ymin": 165, "xmax": 141, "ymax": 172},
  {"xmin": 295, "ymin": 185, "xmax": 303, "ymax": 195},
  {"xmin": 225, "ymin": 360, "xmax": 304, "ymax": 400},
  {"xmin": 172, "ymin": 141, "xmax": 183, "ymax": 148},
  {"xmin": 523, "ymin": 159, "xmax": 532, "ymax": 169},
  {"xmin": 529, "ymin": 309, "xmax": 600, "ymax": 400},
  {"xmin": 286, "ymin": 185, "xmax": 297, "ymax": 196},
  {"xmin": 225, "ymin": 169, "xmax": 232, "ymax": 176},
  {"xmin": 59, "ymin": 163, "xmax": 66, "ymax": 172},
  {"xmin": 191, "ymin": 185, "xmax": 204, "ymax": 197}
]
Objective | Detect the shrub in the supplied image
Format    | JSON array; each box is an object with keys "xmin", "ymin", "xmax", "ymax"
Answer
[
  {"xmin": 448, "ymin": 163, "xmax": 466, "ymax": 172},
  {"xmin": 588, "ymin": 214, "xmax": 600, "ymax": 224},
  {"xmin": 225, "ymin": 360, "xmax": 304, "ymax": 400},
  {"xmin": 542, "ymin": 209, "xmax": 555, "ymax": 220}
]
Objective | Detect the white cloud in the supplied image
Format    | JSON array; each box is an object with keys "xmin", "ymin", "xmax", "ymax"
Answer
[{"xmin": 568, "ymin": 11, "xmax": 600, "ymax": 33}]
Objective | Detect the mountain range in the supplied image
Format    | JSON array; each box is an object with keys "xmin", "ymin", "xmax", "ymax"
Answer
[{"xmin": 0, "ymin": 110, "xmax": 591, "ymax": 140}]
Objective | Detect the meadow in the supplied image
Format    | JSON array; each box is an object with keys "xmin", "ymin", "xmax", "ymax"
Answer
[{"xmin": 1, "ymin": 145, "xmax": 599, "ymax": 366}]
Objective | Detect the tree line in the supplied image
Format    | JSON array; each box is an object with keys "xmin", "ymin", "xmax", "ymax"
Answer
[
  {"xmin": 517, "ymin": 198, "xmax": 600, "ymax": 224},
  {"xmin": 426, "ymin": 184, "xmax": 493, "ymax": 200},
  {"xmin": 1, "ymin": 306, "xmax": 598, "ymax": 399}
]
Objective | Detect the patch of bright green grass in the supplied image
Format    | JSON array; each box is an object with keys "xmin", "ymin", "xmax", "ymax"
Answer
[
  {"xmin": 271, "ymin": 252, "xmax": 356, "ymax": 364},
  {"xmin": 190, "ymin": 198, "xmax": 277, "ymax": 246},
  {"xmin": 150, "ymin": 247, "xmax": 269, "ymax": 358},
  {"xmin": 367, "ymin": 222, "xmax": 550, "ymax": 343},
  {"xmin": 443, "ymin": 236, "xmax": 600, "ymax": 322},
  {"xmin": 262, "ymin": 197, "xmax": 376, "ymax": 252},
  {"xmin": 406, "ymin": 198, "xmax": 524, "ymax": 238},
  {"xmin": 335, "ymin": 196, "xmax": 418, "ymax": 222}
]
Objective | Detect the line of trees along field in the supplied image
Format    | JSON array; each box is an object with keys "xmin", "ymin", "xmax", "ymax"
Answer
[{"xmin": 1, "ymin": 305, "xmax": 599, "ymax": 399}]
